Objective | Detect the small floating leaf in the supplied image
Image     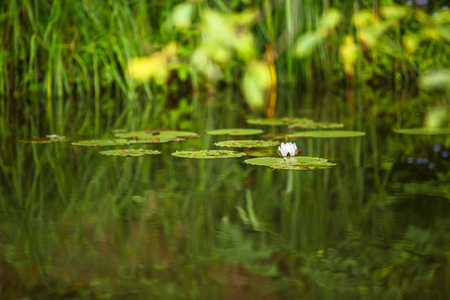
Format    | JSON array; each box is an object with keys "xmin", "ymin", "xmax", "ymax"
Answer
[
  {"xmin": 246, "ymin": 118, "xmax": 286, "ymax": 126},
  {"xmin": 214, "ymin": 140, "xmax": 280, "ymax": 148},
  {"xmin": 244, "ymin": 156, "xmax": 336, "ymax": 170},
  {"xmin": 261, "ymin": 133, "xmax": 300, "ymax": 140},
  {"xmin": 159, "ymin": 130, "xmax": 200, "ymax": 138},
  {"xmin": 290, "ymin": 130, "xmax": 365, "ymax": 138},
  {"xmin": 134, "ymin": 137, "xmax": 185, "ymax": 144},
  {"xmin": 115, "ymin": 130, "xmax": 199, "ymax": 139},
  {"xmin": 288, "ymin": 122, "xmax": 344, "ymax": 129},
  {"xmin": 283, "ymin": 117, "xmax": 315, "ymax": 125},
  {"xmin": 393, "ymin": 128, "xmax": 450, "ymax": 135},
  {"xmin": 207, "ymin": 128, "xmax": 263, "ymax": 136},
  {"xmin": 245, "ymin": 150, "xmax": 278, "ymax": 157},
  {"xmin": 20, "ymin": 135, "xmax": 68, "ymax": 144},
  {"xmin": 99, "ymin": 149, "xmax": 161, "ymax": 156},
  {"xmin": 71, "ymin": 139, "xmax": 134, "ymax": 147},
  {"xmin": 246, "ymin": 117, "xmax": 314, "ymax": 126},
  {"xmin": 171, "ymin": 150, "xmax": 246, "ymax": 159}
]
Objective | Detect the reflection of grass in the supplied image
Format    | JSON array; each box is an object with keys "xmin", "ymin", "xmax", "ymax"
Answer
[{"xmin": 1, "ymin": 91, "xmax": 449, "ymax": 298}]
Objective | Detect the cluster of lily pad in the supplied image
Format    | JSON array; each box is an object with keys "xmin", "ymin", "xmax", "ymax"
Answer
[
  {"xmin": 19, "ymin": 116, "xmax": 373, "ymax": 169},
  {"xmin": 71, "ymin": 130, "xmax": 199, "ymax": 147},
  {"xmin": 246, "ymin": 117, "xmax": 344, "ymax": 129},
  {"xmin": 19, "ymin": 117, "xmax": 450, "ymax": 170},
  {"xmin": 246, "ymin": 117, "xmax": 366, "ymax": 139}
]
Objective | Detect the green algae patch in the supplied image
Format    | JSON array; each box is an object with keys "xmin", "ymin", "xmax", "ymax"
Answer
[
  {"xmin": 393, "ymin": 128, "xmax": 450, "ymax": 135},
  {"xmin": 207, "ymin": 128, "xmax": 263, "ymax": 136},
  {"xmin": 99, "ymin": 149, "xmax": 161, "ymax": 156},
  {"xmin": 20, "ymin": 135, "xmax": 68, "ymax": 144},
  {"xmin": 115, "ymin": 130, "xmax": 199, "ymax": 139},
  {"xmin": 171, "ymin": 150, "xmax": 246, "ymax": 159},
  {"xmin": 288, "ymin": 122, "xmax": 344, "ymax": 129},
  {"xmin": 244, "ymin": 156, "xmax": 336, "ymax": 170},
  {"xmin": 291, "ymin": 130, "xmax": 366, "ymax": 138},
  {"xmin": 214, "ymin": 140, "xmax": 280, "ymax": 148}
]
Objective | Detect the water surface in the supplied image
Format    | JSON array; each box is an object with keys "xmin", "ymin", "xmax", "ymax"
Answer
[{"xmin": 1, "ymin": 90, "xmax": 449, "ymax": 299}]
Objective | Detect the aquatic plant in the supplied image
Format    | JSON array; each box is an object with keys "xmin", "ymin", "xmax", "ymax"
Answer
[
  {"xmin": 171, "ymin": 150, "xmax": 246, "ymax": 159},
  {"xmin": 99, "ymin": 149, "xmax": 161, "ymax": 157},
  {"xmin": 244, "ymin": 156, "xmax": 335, "ymax": 170},
  {"xmin": 206, "ymin": 128, "xmax": 263, "ymax": 136},
  {"xmin": 214, "ymin": 140, "xmax": 280, "ymax": 148},
  {"xmin": 277, "ymin": 142, "xmax": 298, "ymax": 157}
]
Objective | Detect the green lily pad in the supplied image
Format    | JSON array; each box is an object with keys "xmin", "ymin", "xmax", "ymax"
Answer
[
  {"xmin": 71, "ymin": 139, "xmax": 135, "ymax": 147},
  {"xmin": 290, "ymin": 130, "xmax": 366, "ymax": 138},
  {"xmin": 246, "ymin": 117, "xmax": 314, "ymax": 126},
  {"xmin": 115, "ymin": 130, "xmax": 199, "ymax": 139},
  {"xmin": 99, "ymin": 149, "xmax": 161, "ymax": 156},
  {"xmin": 20, "ymin": 135, "xmax": 68, "ymax": 144},
  {"xmin": 288, "ymin": 122, "xmax": 344, "ymax": 129},
  {"xmin": 171, "ymin": 150, "xmax": 246, "ymax": 159},
  {"xmin": 246, "ymin": 118, "xmax": 286, "ymax": 126},
  {"xmin": 393, "ymin": 128, "xmax": 450, "ymax": 135},
  {"xmin": 214, "ymin": 140, "xmax": 280, "ymax": 148},
  {"xmin": 261, "ymin": 133, "xmax": 309, "ymax": 140},
  {"xmin": 207, "ymin": 128, "xmax": 263, "ymax": 136},
  {"xmin": 245, "ymin": 150, "xmax": 278, "ymax": 157},
  {"xmin": 133, "ymin": 137, "xmax": 185, "ymax": 144},
  {"xmin": 244, "ymin": 156, "xmax": 336, "ymax": 170}
]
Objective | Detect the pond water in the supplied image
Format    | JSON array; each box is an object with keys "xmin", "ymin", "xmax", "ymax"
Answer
[{"xmin": 1, "ymin": 89, "xmax": 449, "ymax": 299}]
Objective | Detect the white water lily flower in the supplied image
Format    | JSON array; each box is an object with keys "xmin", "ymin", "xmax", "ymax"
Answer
[{"xmin": 278, "ymin": 142, "xmax": 298, "ymax": 157}]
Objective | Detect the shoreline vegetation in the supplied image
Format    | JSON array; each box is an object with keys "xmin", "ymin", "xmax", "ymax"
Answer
[{"xmin": 0, "ymin": 0, "xmax": 449, "ymax": 133}]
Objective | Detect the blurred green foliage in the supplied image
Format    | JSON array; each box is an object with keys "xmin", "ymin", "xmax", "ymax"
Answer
[{"xmin": 1, "ymin": 0, "xmax": 449, "ymax": 119}]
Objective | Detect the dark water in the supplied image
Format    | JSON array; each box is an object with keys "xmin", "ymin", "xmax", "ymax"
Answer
[{"xmin": 1, "ymin": 90, "xmax": 449, "ymax": 299}]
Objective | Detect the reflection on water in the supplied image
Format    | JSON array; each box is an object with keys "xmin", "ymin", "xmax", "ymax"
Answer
[{"xmin": 0, "ymin": 89, "xmax": 449, "ymax": 299}]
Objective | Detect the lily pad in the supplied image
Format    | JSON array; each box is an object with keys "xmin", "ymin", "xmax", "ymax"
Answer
[
  {"xmin": 133, "ymin": 137, "xmax": 185, "ymax": 144},
  {"xmin": 99, "ymin": 149, "xmax": 161, "ymax": 156},
  {"xmin": 244, "ymin": 156, "xmax": 336, "ymax": 170},
  {"xmin": 245, "ymin": 150, "xmax": 278, "ymax": 157},
  {"xmin": 115, "ymin": 130, "xmax": 199, "ymax": 139},
  {"xmin": 171, "ymin": 150, "xmax": 246, "ymax": 159},
  {"xmin": 214, "ymin": 140, "xmax": 280, "ymax": 148},
  {"xmin": 393, "ymin": 128, "xmax": 450, "ymax": 135},
  {"xmin": 246, "ymin": 118, "xmax": 287, "ymax": 126},
  {"xmin": 20, "ymin": 135, "xmax": 68, "ymax": 144},
  {"xmin": 261, "ymin": 133, "xmax": 308, "ymax": 140},
  {"xmin": 71, "ymin": 139, "xmax": 134, "ymax": 147},
  {"xmin": 288, "ymin": 122, "xmax": 344, "ymax": 129},
  {"xmin": 246, "ymin": 117, "xmax": 314, "ymax": 126},
  {"xmin": 290, "ymin": 130, "xmax": 366, "ymax": 138},
  {"xmin": 207, "ymin": 128, "xmax": 263, "ymax": 136}
]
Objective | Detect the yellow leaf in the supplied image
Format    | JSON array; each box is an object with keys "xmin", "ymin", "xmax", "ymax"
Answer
[{"xmin": 340, "ymin": 35, "xmax": 361, "ymax": 76}]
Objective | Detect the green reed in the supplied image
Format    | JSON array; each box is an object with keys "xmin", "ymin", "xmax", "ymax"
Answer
[{"xmin": 1, "ymin": 0, "xmax": 448, "ymax": 136}]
